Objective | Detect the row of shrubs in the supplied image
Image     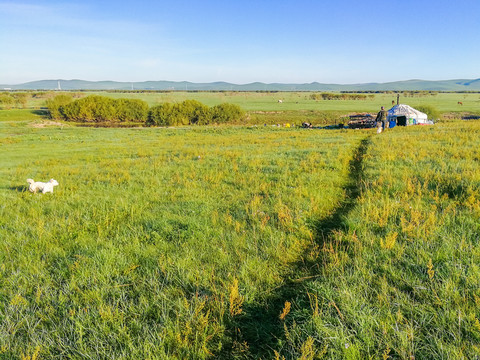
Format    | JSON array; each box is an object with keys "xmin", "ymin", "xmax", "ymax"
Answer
[
  {"xmin": 0, "ymin": 93, "xmax": 29, "ymax": 109},
  {"xmin": 0, "ymin": 91, "xmax": 69, "ymax": 110},
  {"xmin": 46, "ymin": 95, "xmax": 245, "ymax": 125},
  {"xmin": 309, "ymin": 93, "xmax": 374, "ymax": 100},
  {"xmin": 147, "ymin": 101, "xmax": 244, "ymax": 126}
]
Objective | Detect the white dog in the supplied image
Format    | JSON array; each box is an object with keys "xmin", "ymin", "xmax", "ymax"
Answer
[{"xmin": 27, "ymin": 179, "xmax": 59, "ymax": 194}]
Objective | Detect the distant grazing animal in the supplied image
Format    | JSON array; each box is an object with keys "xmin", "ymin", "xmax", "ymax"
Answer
[
  {"xmin": 278, "ymin": 99, "xmax": 283, "ymax": 103},
  {"xmin": 458, "ymin": 101, "xmax": 463, "ymax": 105},
  {"xmin": 27, "ymin": 179, "xmax": 59, "ymax": 193}
]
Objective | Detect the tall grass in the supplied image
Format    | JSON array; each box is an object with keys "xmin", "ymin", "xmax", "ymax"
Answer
[
  {"xmin": 2, "ymin": 116, "xmax": 480, "ymax": 358},
  {"xmin": 0, "ymin": 122, "xmax": 363, "ymax": 358},
  {"xmin": 271, "ymin": 121, "xmax": 480, "ymax": 359}
]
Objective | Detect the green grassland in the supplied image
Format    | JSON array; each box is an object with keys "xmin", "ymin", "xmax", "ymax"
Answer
[
  {"xmin": 272, "ymin": 122, "xmax": 480, "ymax": 359},
  {"xmin": 1, "ymin": 93, "xmax": 480, "ymax": 359},
  {"xmin": 2, "ymin": 91, "xmax": 480, "ymax": 126},
  {"xmin": 86, "ymin": 91, "xmax": 480, "ymax": 113},
  {"xmin": 0, "ymin": 120, "xmax": 364, "ymax": 358},
  {"xmin": 0, "ymin": 109, "xmax": 46, "ymax": 123}
]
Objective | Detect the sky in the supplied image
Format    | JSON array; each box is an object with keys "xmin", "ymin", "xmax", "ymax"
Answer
[{"xmin": 1, "ymin": 0, "xmax": 479, "ymax": 85}]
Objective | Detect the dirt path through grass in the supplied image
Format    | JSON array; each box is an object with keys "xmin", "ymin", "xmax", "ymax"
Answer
[{"xmin": 225, "ymin": 134, "xmax": 372, "ymax": 358}]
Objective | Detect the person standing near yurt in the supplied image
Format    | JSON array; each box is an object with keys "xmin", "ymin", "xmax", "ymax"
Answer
[{"xmin": 375, "ymin": 106, "xmax": 388, "ymax": 131}]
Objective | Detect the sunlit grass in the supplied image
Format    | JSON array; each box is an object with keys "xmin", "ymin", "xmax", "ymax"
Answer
[
  {"xmin": 0, "ymin": 121, "xmax": 364, "ymax": 358},
  {"xmin": 2, "ymin": 117, "xmax": 480, "ymax": 358},
  {"xmin": 274, "ymin": 121, "xmax": 480, "ymax": 359},
  {"xmin": 88, "ymin": 91, "xmax": 480, "ymax": 114}
]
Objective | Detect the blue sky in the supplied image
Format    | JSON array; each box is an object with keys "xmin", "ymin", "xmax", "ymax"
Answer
[{"xmin": 1, "ymin": 0, "xmax": 479, "ymax": 84}]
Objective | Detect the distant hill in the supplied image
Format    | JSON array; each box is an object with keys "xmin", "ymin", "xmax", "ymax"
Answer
[{"xmin": 1, "ymin": 78, "xmax": 480, "ymax": 91}]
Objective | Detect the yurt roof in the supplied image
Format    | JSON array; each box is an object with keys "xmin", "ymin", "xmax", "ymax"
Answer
[{"xmin": 388, "ymin": 104, "xmax": 428, "ymax": 119}]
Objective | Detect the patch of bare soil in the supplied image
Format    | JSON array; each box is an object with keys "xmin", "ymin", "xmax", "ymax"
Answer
[{"xmin": 29, "ymin": 120, "xmax": 69, "ymax": 128}]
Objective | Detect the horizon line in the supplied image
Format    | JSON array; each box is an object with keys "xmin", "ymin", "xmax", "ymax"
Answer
[{"xmin": 2, "ymin": 77, "xmax": 480, "ymax": 86}]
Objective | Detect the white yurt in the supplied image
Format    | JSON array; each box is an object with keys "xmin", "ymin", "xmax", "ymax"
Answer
[{"xmin": 387, "ymin": 104, "xmax": 433, "ymax": 126}]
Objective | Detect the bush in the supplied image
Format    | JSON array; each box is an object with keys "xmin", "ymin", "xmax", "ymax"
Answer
[
  {"xmin": 12, "ymin": 93, "xmax": 29, "ymax": 108},
  {"xmin": 147, "ymin": 103, "xmax": 177, "ymax": 126},
  {"xmin": 60, "ymin": 96, "xmax": 148, "ymax": 123},
  {"xmin": 0, "ymin": 93, "xmax": 31, "ymax": 109},
  {"xmin": 0, "ymin": 93, "xmax": 15, "ymax": 110},
  {"xmin": 416, "ymin": 105, "xmax": 441, "ymax": 120},
  {"xmin": 179, "ymin": 100, "xmax": 211, "ymax": 125},
  {"xmin": 46, "ymin": 94, "xmax": 73, "ymax": 119},
  {"xmin": 309, "ymin": 93, "xmax": 370, "ymax": 101},
  {"xmin": 51, "ymin": 94, "xmax": 244, "ymax": 126},
  {"xmin": 91, "ymin": 96, "xmax": 117, "ymax": 122},
  {"xmin": 62, "ymin": 95, "xmax": 116, "ymax": 122},
  {"xmin": 115, "ymin": 99, "xmax": 149, "ymax": 122},
  {"xmin": 210, "ymin": 103, "xmax": 245, "ymax": 124},
  {"xmin": 148, "ymin": 101, "xmax": 211, "ymax": 126},
  {"xmin": 148, "ymin": 101, "xmax": 244, "ymax": 126}
]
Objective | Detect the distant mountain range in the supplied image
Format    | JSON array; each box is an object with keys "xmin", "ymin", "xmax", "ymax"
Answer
[{"xmin": 2, "ymin": 78, "xmax": 480, "ymax": 91}]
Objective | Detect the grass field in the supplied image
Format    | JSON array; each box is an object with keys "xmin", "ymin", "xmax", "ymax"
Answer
[
  {"xmin": 2, "ymin": 91, "xmax": 480, "ymax": 125},
  {"xmin": 270, "ymin": 122, "xmax": 480, "ymax": 359},
  {"xmin": 1, "ymin": 95, "xmax": 480, "ymax": 359},
  {"xmin": 67, "ymin": 91, "xmax": 480, "ymax": 114},
  {"xmin": 0, "ymin": 119, "xmax": 364, "ymax": 358}
]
